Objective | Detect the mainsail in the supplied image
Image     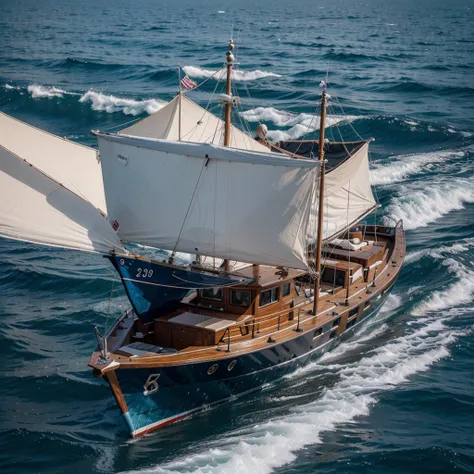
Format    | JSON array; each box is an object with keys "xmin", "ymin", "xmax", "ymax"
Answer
[
  {"xmin": 0, "ymin": 113, "xmax": 124, "ymax": 254},
  {"xmin": 95, "ymin": 131, "xmax": 320, "ymax": 270}
]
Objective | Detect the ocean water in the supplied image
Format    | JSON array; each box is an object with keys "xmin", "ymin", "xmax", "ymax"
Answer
[{"xmin": 1, "ymin": 0, "xmax": 474, "ymax": 472}]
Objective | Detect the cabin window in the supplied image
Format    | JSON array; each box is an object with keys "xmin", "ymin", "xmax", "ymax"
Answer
[
  {"xmin": 321, "ymin": 268, "xmax": 346, "ymax": 287},
  {"xmin": 282, "ymin": 282, "xmax": 291, "ymax": 297},
  {"xmin": 259, "ymin": 286, "xmax": 280, "ymax": 307},
  {"xmin": 332, "ymin": 317, "xmax": 341, "ymax": 328},
  {"xmin": 231, "ymin": 290, "xmax": 252, "ymax": 307},
  {"xmin": 349, "ymin": 306, "xmax": 359, "ymax": 318},
  {"xmin": 199, "ymin": 288, "xmax": 223, "ymax": 301}
]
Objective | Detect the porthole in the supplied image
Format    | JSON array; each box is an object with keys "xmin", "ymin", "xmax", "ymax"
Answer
[
  {"xmin": 207, "ymin": 364, "xmax": 218, "ymax": 375},
  {"xmin": 227, "ymin": 360, "xmax": 237, "ymax": 372}
]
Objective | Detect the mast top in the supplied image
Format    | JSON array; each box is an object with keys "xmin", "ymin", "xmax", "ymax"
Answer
[{"xmin": 226, "ymin": 40, "xmax": 235, "ymax": 63}]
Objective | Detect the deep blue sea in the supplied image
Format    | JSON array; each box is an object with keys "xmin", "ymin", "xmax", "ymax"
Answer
[{"xmin": 1, "ymin": 0, "xmax": 474, "ymax": 472}]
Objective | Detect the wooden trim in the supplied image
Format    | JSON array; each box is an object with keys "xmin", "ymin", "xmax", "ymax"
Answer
[{"xmin": 105, "ymin": 371, "xmax": 128, "ymax": 415}]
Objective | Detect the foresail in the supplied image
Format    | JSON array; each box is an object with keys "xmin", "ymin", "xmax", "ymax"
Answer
[
  {"xmin": 0, "ymin": 144, "xmax": 124, "ymax": 254},
  {"xmin": 321, "ymin": 141, "xmax": 377, "ymax": 241},
  {"xmin": 119, "ymin": 94, "xmax": 270, "ymax": 153},
  {"xmin": 96, "ymin": 132, "xmax": 320, "ymax": 270}
]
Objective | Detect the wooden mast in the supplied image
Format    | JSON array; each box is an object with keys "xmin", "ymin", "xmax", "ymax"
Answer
[
  {"xmin": 223, "ymin": 39, "xmax": 234, "ymax": 147},
  {"xmin": 313, "ymin": 87, "xmax": 327, "ymax": 315},
  {"xmin": 223, "ymin": 40, "xmax": 234, "ymax": 272}
]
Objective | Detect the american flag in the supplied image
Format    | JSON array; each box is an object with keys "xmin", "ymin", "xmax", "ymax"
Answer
[{"xmin": 180, "ymin": 67, "xmax": 197, "ymax": 90}]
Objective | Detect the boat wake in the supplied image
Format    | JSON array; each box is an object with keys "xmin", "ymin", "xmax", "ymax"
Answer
[
  {"xmin": 122, "ymin": 310, "xmax": 461, "ymax": 474},
  {"xmin": 385, "ymin": 178, "xmax": 474, "ymax": 230},
  {"xmin": 370, "ymin": 148, "xmax": 469, "ymax": 186},
  {"xmin": 414, "ymin": 258, "xmax": 474, "ymax": 316}
]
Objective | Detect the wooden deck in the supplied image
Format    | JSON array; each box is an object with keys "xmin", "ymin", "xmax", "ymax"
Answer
[{"xmin": 89, "ymin": 224, "xmax": 405, "ymax": 373}]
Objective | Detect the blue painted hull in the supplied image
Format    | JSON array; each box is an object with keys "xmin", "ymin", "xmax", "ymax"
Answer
[
  {"xmin": 114, "ymin": 288, "xmax": 393, "ymax": 437},
  {"xmin": 107, "ymin": 254, "xmax": 250, "ymax": 323}
]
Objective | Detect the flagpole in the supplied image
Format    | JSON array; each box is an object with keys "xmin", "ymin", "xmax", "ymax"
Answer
[{"xmin": 178, "ymin": 65, "xmax": 182, "ymax": 141}]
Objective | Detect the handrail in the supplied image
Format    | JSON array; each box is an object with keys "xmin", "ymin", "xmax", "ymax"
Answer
[{"xmin": 112, "ymin": 226, "xmax": 401, "ymax": 358}]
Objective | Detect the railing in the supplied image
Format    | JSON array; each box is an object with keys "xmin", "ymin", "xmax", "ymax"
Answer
[{"xmin": 219, "ymin": 305, "xmax": 316, "ymax": 352}]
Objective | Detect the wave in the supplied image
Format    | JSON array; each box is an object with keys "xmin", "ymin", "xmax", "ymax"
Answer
[
  {"xmin": 27, "ymin": 84, "xmax": 67, "ymax": 98},
  {"xmin": 123, "ymin": 315, "xmax": 458, "ymax": 474},
  {"xmin": 78, "ymin": 90, "xmax": 166, "ymax": 115},
  {"xmin": 405, "ymin": 238, "xmax": 474, "ymax": 265},
  {"xmin": 371, "ymin": 80, "xmax": 474, "ymax": 96},
  {"xmin": 4, "ymin": 82, "xmax": 167, "ymax": 116},
  {"xmin": 385, "ymin": 179, "xmax": 474, "ymax": 230},
  {"xmin": 240, "ymin": 107, "xmax": 361, "ymax": 141},
  {"xmin": 321, "ymin": 50, "xmax": 414, "ymax": 64},
  {"xmin": 46, "ymin": 56, "xmax": 132, "ymax": 72},
  {"xmin": 370, "ymin": 148, "xmax": 468, "ymax": 186},
  {"xmin": 414, "ymin": 259, "xmax": 474, "ymax": 316},
  {"xmin": 183, "ymin": 65, "xmax": 281, "ymax": 81}
]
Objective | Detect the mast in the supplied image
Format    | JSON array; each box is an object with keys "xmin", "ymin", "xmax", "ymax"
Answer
[
  {"xmin": 178, "ymin": 66, "xmax": 182, "ymax": 141},
  {"xmin": 223, "ymin": 39, "xmax": 234, "ymax": 272},
  {"xmin": 313, "ymin": 87, "xmax": 327, "ymax": 315},
  {"xmin": 223, "ymin": 39, "xmax": 234, "ymax": 147}
]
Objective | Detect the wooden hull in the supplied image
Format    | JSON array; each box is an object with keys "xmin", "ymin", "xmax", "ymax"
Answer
[{"xmin": 107, "ymin": 286, "xmax": 394, "ymax": 438}]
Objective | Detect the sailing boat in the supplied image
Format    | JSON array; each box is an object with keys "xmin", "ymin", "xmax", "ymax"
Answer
[{"xmin": 0, "ymin": 41, "xmax": 405, "ymax": 438}]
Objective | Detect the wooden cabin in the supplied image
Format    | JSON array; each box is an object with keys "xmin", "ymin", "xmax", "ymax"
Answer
[{"xmin": 107, "ymin": 225, "xmax": 396, "ymax": 357}]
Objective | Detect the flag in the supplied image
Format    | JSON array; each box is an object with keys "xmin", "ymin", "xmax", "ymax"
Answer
[{"xmin": 180, "ymin": 67, "xmax": 197, "ymax": 90}]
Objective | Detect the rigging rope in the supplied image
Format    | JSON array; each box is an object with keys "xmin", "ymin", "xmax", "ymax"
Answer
[{"xmin": 170, "ymin": 157, "xmax": 208, "ymax": 261}]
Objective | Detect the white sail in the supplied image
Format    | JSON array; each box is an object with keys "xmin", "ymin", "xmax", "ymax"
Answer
[
  {"xmin": 0, "ymin": 114, "xmax": 125, "ymax": 255},
  {"xmin": 96, "ymin": 132, "xmax": 320, "ymax": 270},
  {"xmin": 120, "ymin": 94, "xmax": 270, "ymax": 153},
  {"xmin": 0, "ymin": 112, "xmax": 107, "ymax": 213},
  {"xmin": 0, "ymin": 144, "xmax": 124, "ymax": 254},
  {"xmin": 322, "ymin": 142, "xmax": 377, "ymax": 240}
]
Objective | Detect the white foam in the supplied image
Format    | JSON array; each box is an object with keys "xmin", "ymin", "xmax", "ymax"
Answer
[
  {"xmin": 414, "ymin": 259, "xmax": 474, "ymax": 316},
  {"xmin": 370, "ymin": 149, "xmax": 466, "ymax": 186},
  {"xmin": 406, "ymin": 238, "xmax": 474, "ymax": 264},
  {"xmin": 4, "ymin": 83, "xmax": 16, "ymax": 90},
  {"xmin": 386, "ymin": 178, "xmax": 474, "ymax": 230},
  {"xmin": 79, "ymin": 91, "xmax": 166, "ymax": 115},
  {"xmin": 240, "ymin": 107, "xmax": 360, "ymax": 141},
  {"xmin": 27, "ymin": 84, "xmax": 66, "ymax": 98},
  {"xmin": 183, "ymin": 65, "xmax": 281, "ymax": 81},
  {"xmin": 123, "ymin": 314, "xmax": 457, "ymax": 474}
]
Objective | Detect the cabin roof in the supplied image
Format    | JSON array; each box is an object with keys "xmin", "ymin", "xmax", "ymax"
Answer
[{"xmin": 233, "ymin": 264, "xmax": 307, "ymax": 288}]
